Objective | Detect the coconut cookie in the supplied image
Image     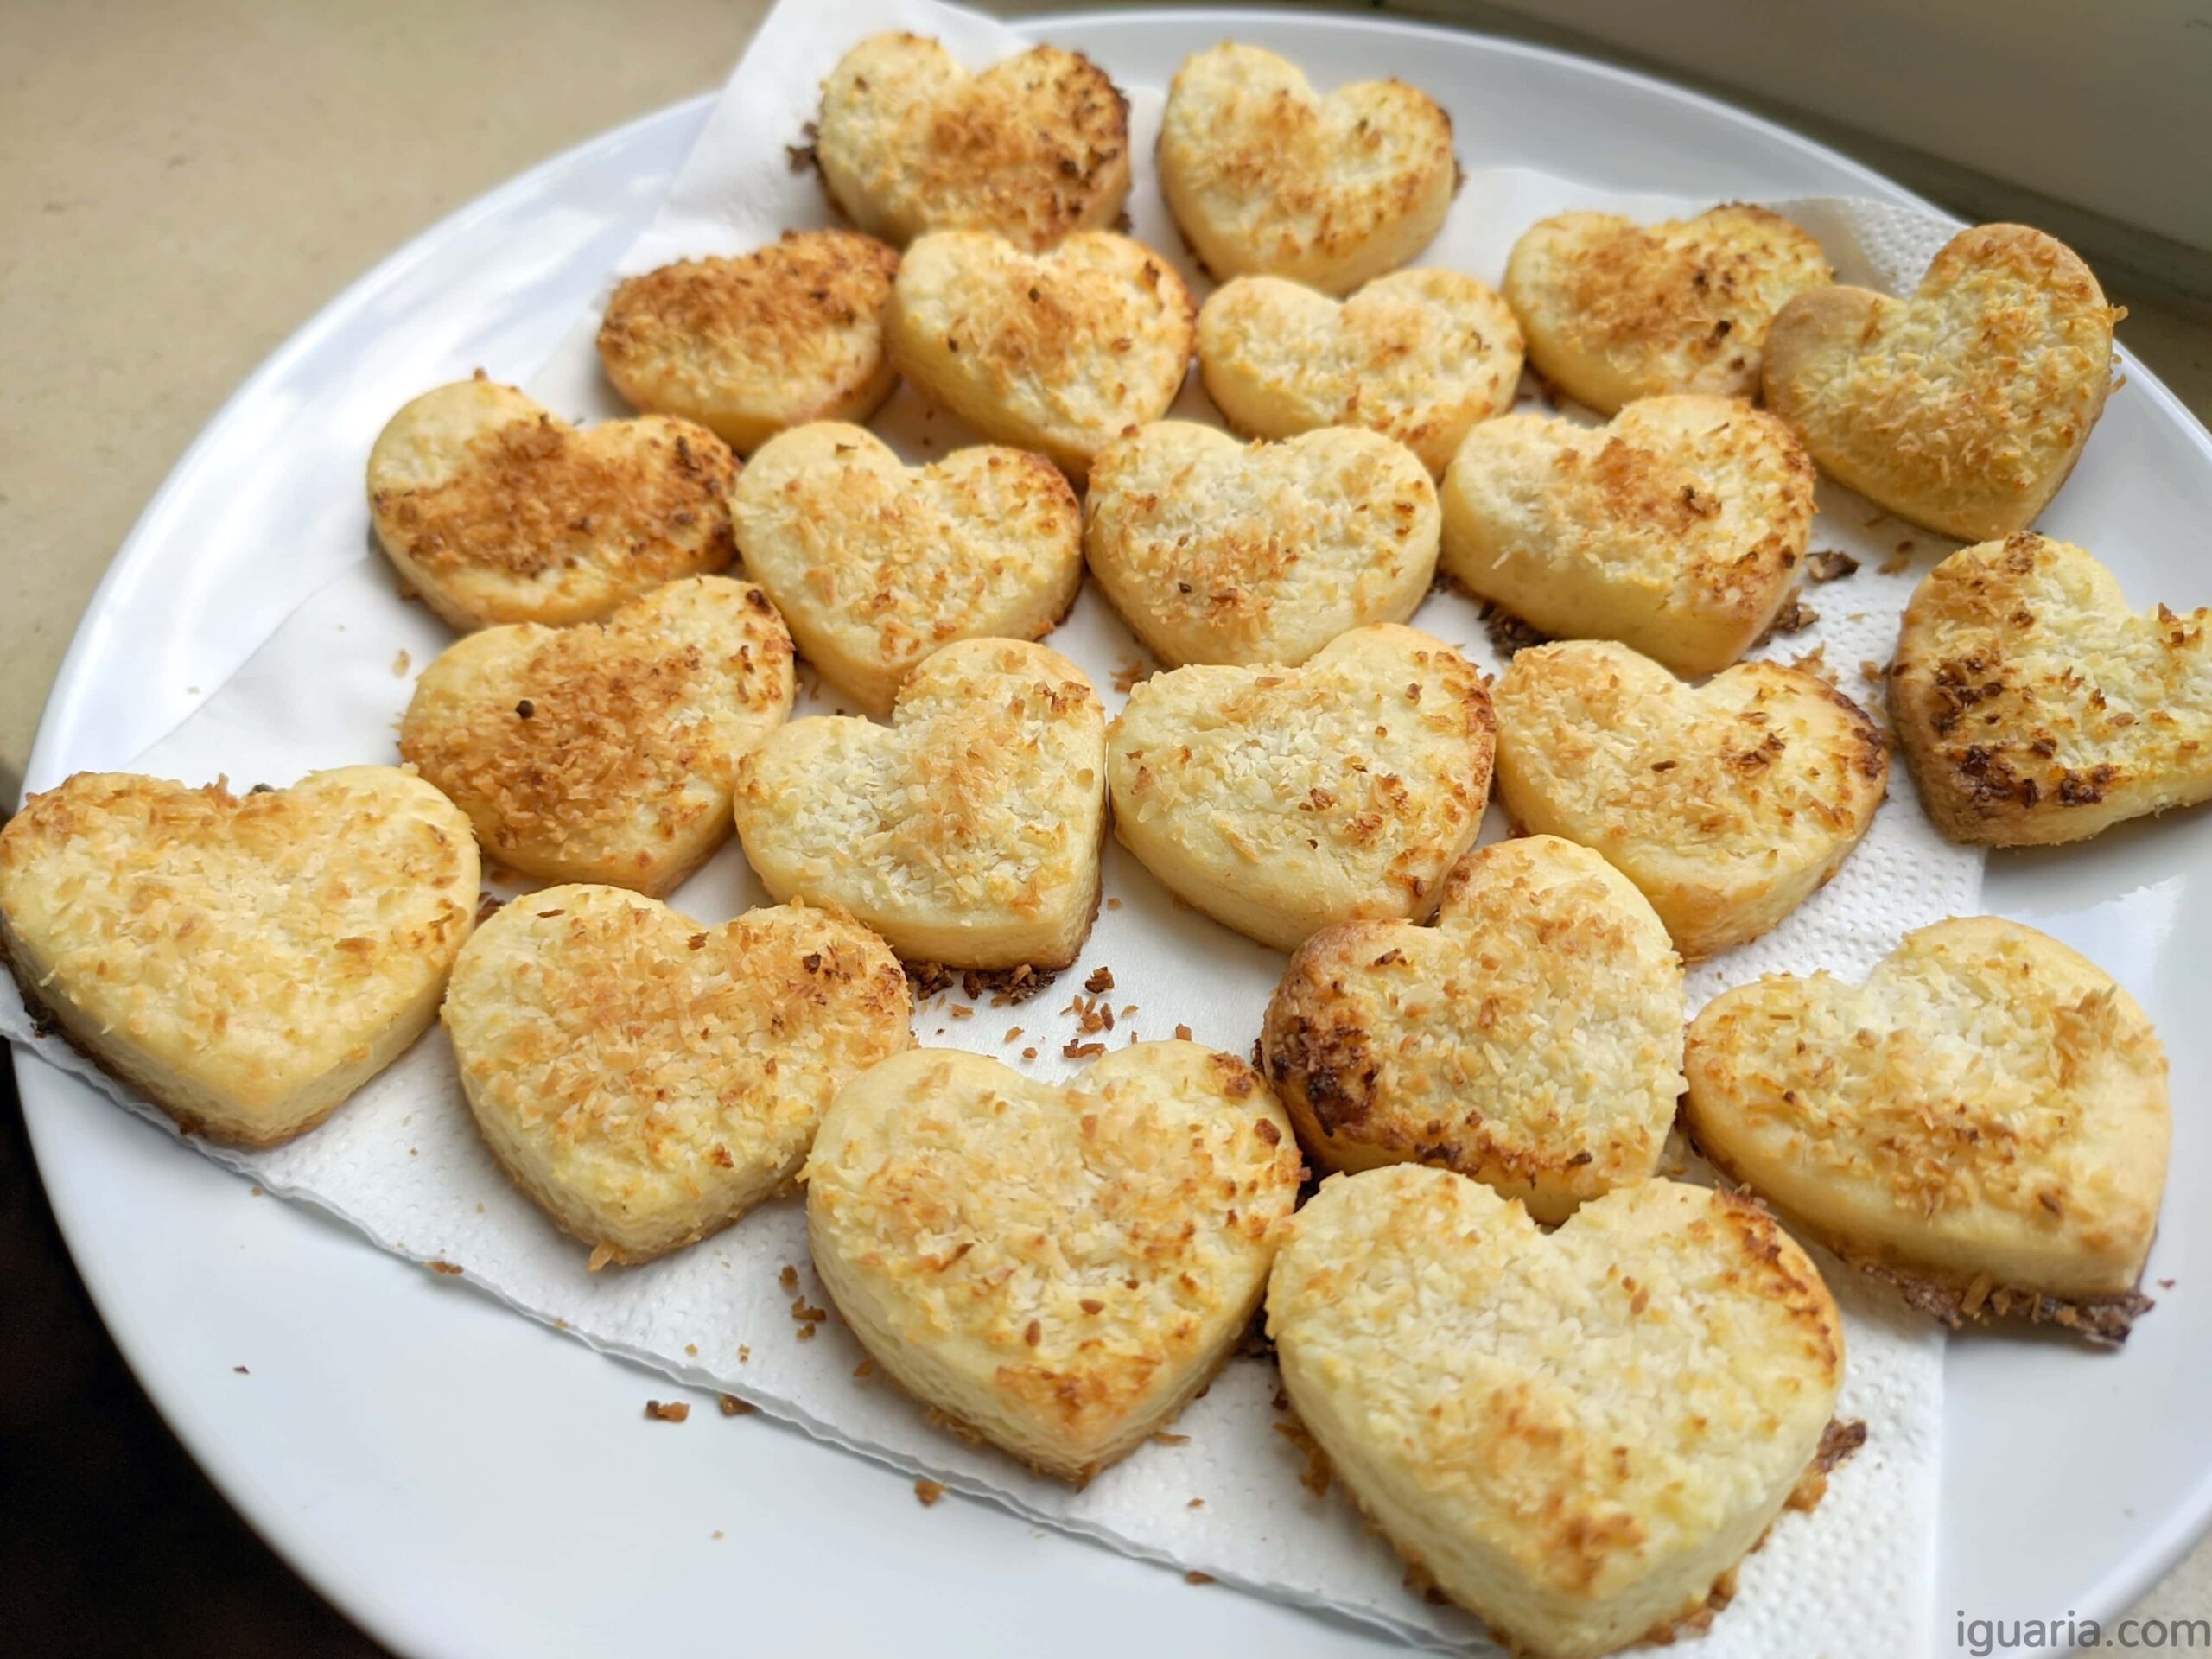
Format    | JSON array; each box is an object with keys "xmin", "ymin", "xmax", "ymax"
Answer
[
  {"xmin": 596, "ymin": 230, "xmax": 901, "ymax": 454},
  {"xmin": 887, "ymin": 230, "xmax": 1195, "ymax": 482},
  {"xmin": 1764, "ymin": 223, "xmax": 2118, "ymax": 542},
  {"xmin": 399, "ymin": 576, "xmax": 794, "ymax": 898},
  {"xmin": 733, "ymin": 423, "xmax": 1082, "ymax": 716},
  {"xmin": 1084, "ymin": 422, "xmax": 1439, "ymax": 668},
  {"xmin": 807, "ymin": 1042, "xmax": 1302, "ymax": 1482},
  {"xmin": 367, "ymin": 378, "xmax": 739, "ymax": 631},
  {"xmin": 1109, "ymin": 625, "xmax": 1493, "ymax": 952},
  {"xmin": 1492, "ymin": 640, "xmax": 1887, "ymax": 960},
  {"xmin": 1262, "ymin": 836, "xmax": 1681, "ymax": 1221},
  {"xmin": 1198, "ymin": 270, "xmax": 1522, "ymax": 476},
  {"xmin": 816, "ymin": 35, "xmax": 1129, "ymax": 251},
  {"xmin": 1440, "ymin": 395, "xmax": 1815, "ymax": 676},
  {"xmin": 1685, "ymin": 917, "xmax": 2168, "ymax": 1340},
  {"xmin": 733, "ymin": 638, "xmax": 1106, "ymax": 971},
  {"xmin": 1891, "ymin": 534, "xmax": 2212, "ymax": 846},
  {"xmin": 1268, "ymin": 1166, "xmax": 1844, "ymax": 1659},
  {"xmin": 1158, "ymin": 43, "xmax": 1454, "ymax": 296},
  {"xmin": 0, "ymin": 767, "xmax": 478, "ymax": 1146},
  {"xmin": 444, "ymin": 886, "xmax": 909, "ymax": 1268},
  {"xmin": 1503, "ymin": 205, "xmax": 1831, "ymax": 414}
]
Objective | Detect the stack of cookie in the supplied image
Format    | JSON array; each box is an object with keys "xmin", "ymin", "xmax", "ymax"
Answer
[{"xmin": 3, "ymin": 29, "xmax": 2201, "ymax": 1659}]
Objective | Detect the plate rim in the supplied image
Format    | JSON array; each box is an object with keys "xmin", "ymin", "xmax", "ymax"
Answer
[{"xmin": 18, "ymin": 7, "xmax": 2212, "ymax": 1654}]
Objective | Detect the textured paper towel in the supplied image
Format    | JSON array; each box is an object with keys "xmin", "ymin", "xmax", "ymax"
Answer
[{"xmin": 2, "ymin": 0, "xmax": 1979, "ymax": 1651}]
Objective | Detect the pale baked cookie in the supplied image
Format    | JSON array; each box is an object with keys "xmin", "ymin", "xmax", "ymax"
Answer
[
  {"xmin": 887, "ymin": 230, "xmax": 1195, "ymax": 482},
  {"xmin": 1440, "ymin": 395, "xmax": 1815, "ymax": 676},
  {"xmin": 0, "ymin": 767, "xmax": 478, "ymax": 1146},
  {"xmin": 400, "ymin": 576, "xmax": 794, "ymax": 898},
  {"xmin": 1269, "ymin": 1166, "xmax": 1844, "ymax": 1659},
  {"xmin": 1108, "ymin": 625, "xmax": 1493, "ymax": 952},
  {"xmin": 1764, "ymin": 224, "xmax": 2119, "ymax": 542},
  {"xmin": 816, "ymin": 35, "xmax": 1129, "ymax": 251},
  {"xmin": 1262, "ymin": 836, "xmax": 1681, "ymax": 1221},
  {"xmin": 1686, "ymin": 916, "xmax": 2168, "ymax": 1340},
  {"xmin": 1084, "ymin": 421, "xmax": 1439, "ymax": 668},
  {"xmin": 732, "ymin": 423, "xmax": 1081, "ymax": 716},
  {"xmin": 1503, "ymin": 205, "xmax": 1831, "ymax": 414},
  {"xmin": 1891, "ymin": 534, "xmax": 2212, "ymax": 845},
  {"xmin": 1492, "ymin": 640, "xmax": 1887, "ymax": 960},
  {"xmin": 807, "ymin": 1042, "xmax": 1302, "ymax": 1482},
  {"xmin": 732, "ymin": 638, "xmax": 1106, "ymax": 971},
  {"xmin": 367, "ymin": 378, "xmax": 738, "ymax": 631},
  {"xmin": 1198, "ymin": 270, "xmax": 1522, "ymax": 476},
  {"xmin": 1158, "ymin": 43, "xmax": 1454, "ymax": 296},
  {"xmin": 596, "ymin": 230, "xmax": 901, "ymax": 453},
  {"xmin": 444, "ymin": 886, "xmax": 909, "ymax": 1268}
]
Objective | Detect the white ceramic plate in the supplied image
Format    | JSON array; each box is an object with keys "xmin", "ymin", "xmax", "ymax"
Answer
[{"xmin": 19, "ymin": 10, "xmax": 2212, "ymax": 1656}]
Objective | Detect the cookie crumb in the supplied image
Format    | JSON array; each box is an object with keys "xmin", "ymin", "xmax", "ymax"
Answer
[
  {"xmin": 645, "ymin": 1399, "xmax": 690, "ymax": 1423},
  {"xmin": 914, "ymin": 1479, "xmax": 945, "ymax": 1507},
  {"xmin": 719, "ymin": 1394, "xmax": 754, "ymax": 1417}
]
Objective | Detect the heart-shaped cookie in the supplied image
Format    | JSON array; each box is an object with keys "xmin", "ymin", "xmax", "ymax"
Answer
[
  {"xmin": 444, "ymin": 885, "xmax": 909, "ymax": 1268},
  {"xmin": 1891, "ymin": 534, "xmax": 2212, "ymax": 846},
  {"xmin": 1084, "ymin": 421, "xmax": 1440, "ymax": 668},
  {"xmin": 1763, "ymin": 223, "xmax": 2118, "ymax": 542},
  {"xmin": 1492, "ymin": 640, "xmax": 1887, "ymax": 959},
  {"xmin": 1262, "ymin": 835, "xmax": 1681, "ymax": 1221},
  {"xmin": 1686, "ymin": 917, "xmax": 2168, "ymax": 1338},
  {"xmin": 400, "ymin": 575, "xmax": 794, "ymax": 898},
  {"xmin": 807, "ymin": 1041, "xmax": 1302, "ymax": 1481},
  {"xmin": 1108, "ymin": 625, "xmax": 1494, "ymax": 952},
  {"xmin": 0, "ymin": 767, "xmax": 478, "ymax": 1146},
  {"xmin": 733, "ymin": 638, "xmax": 1105, "ymax": 970},
  {"xmin": 368, "ymin": 377, "xmax": 739, "ymax": 631},
  {"xmin": 887, "ymin": 230, "xmax": 1195, "ymax": 482},
  {"xmin": 1268, "ymin": 1166, "xmax": 1843, "ymax": 1659},
  {"xmin": 732, "ymin": 423, "xmax": 1082, "ymax": 716},
  {"xmin": 1440, "ymin": 394, "xmax": 1815, "ymax": 676},
  {"xmin": 816, "ymin": 35, "xmax": 1130, "ymax": 251},
  {"xmin": 597, "ymin": 229, "xmax": 901, "ymax": 454},
  {"xmin": 1198, "ymin": 270, "xmax": 1523, "ymax": 476},
  {"xmin": 1159, "ymin": 43, "xmax": 1454, "ymax": 296},
  {"xmin": 1503, "ymin": 205, "xmax": 1832, "ymax": 414}
]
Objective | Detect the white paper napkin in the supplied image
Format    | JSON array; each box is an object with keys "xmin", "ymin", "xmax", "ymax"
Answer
[{"xmin": 3, "ymin": 0, "xmax": 1979, "ymax": 1651}]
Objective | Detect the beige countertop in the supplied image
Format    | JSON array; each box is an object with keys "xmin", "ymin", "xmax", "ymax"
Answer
[{"xmin": 3, "ymin": 0, "xmax": 2208, "ymax": 1646}]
